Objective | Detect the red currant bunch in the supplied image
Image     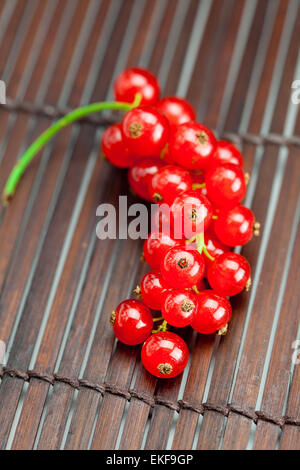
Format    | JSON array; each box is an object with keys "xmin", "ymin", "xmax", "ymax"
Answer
[
  {"xmin": 103, "ymin": 67, "xmax": 260, "ymax": 379},
  {"xmin": 4, "ymin": 65, "xmax": 261, "ymax": 380}
]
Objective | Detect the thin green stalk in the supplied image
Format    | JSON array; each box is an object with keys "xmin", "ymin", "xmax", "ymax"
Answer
[
  {"xmin": 192, "ymin": 285, "xmax": 201, "ymax": 294},
  {"xmin": 152, "ymin": 320, "xmax": 168, "ymax": 334},
  {"xmin": 2, "ymin": 93, "xmax": 142, "ymax": 204},
  {"xmin": 196, "ymin": 232, "xmax": 215, "ymax": 262}
]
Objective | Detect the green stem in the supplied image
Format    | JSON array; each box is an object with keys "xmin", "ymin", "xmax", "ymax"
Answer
[
  {"xmin": 196, "ymin": 232, "xmax": 215, "ymax": 262},
  {"xmin": 192, "ymin": 285, "xmax": 200, "ymax": 294},
  {"xmin": 152, "ymin": 320, "xmax": 168, "ymax": 334},
  {"xmin": 185, "ymin": 232, "xmax": 215, "ymax": 261},
  {"xmin": 192, "ymin": 182, "xmax": 206, "ymax": 190},
  {"xmin": 2, "ymin": 93, "xmax": 142, "ymax": 205}
]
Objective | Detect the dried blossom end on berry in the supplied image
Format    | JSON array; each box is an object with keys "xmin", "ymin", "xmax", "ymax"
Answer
[
  {"xmin": 253, "ymin": 221, "xmax": 260, "ymax": 236},
  {"xmin": 110, "ymin": 310, "xmax": 116, "ymax": 325},
  {"xmin": 129, "ymin": 122, "xmax": 143, "ymax": 138},
  {"xmin": 217, "ymin": 324, "xmax": 228, "ymax": 336},
  {"xmin": 133, "ymin": 285, "xmax": 142, "ymax": 298},
  {"xmin": 245, "ymin": 277, "xmax": 252, "ymax": 291},
  {"xmin": 181, "ymin": 299, "xmax": 195, "ymax": 312},
  {"xmin": 157, "ymin": 363, "xmax": 173, "ymax": 375}
]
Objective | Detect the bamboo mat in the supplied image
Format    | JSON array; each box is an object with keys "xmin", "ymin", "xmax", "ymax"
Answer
[{"xmin": 0, "ymin": 0, "xmax": 299, "ymax": 450}]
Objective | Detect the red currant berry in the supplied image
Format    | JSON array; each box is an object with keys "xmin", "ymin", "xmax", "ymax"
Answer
[
  {"xmin": 191, "ymin": 289, "xmax": 231, "ymax": 334},
  {"xmin": 143, "ymin": 231, "xmax": 181, "ymax": 269},
  {"xmin": 122, "ymin": 106, "xmax": 169, "ymax": 157},
  {"xmin": 101, "ymin": 124, "xmax": 135, "ymax": 168},
  {"xmin": 148, "ymin": 165, "xmax": 193, "ymax": 204},
  {"xmin": 169, "ymin": 122, "xmax": 217, "ymax": 170},
  {"xmin": 214, "ymin": 205, "xmax": 255, "ymax": 246},
  {"xmin": 114, "ymin": 67, "xmax": 160, "ymax": 106},
  {"xmin": 207, "ymin": 252, "xmax": 250, "ymax": 296},
  {"xmin": 205, "ymin": 163, "xmax": 246, "ymax": 209},
  {"xmin": 161, "ymin": 246, "xmax": 205, "ymax": 288},
  {"xmin": 128, "ymin": 157, "xmax": 165, "ymax": 201},
  {"xmin": 170, "ymin": 190, "xmax": 213, "ymax": 239},
  {"xmin": 211, "ymin": 140, "xmax": 243, "ymax": 168},
  {"xmin": 162, "ymin": 290, "xmax": 198, "ymax": 327},
  {"xmin": 141, "ymin": 331, "xmax": 189, "ymax": 378},
  {"xmin": 140, "ymin": 270, "xmax": 171, "ymax": 310},
  {"xmin": 157, "ymin": 96, "xmax": 196, "ymax": 128},
  {"xmin": 111, "ymin": 299, "xmax": 153, "ymax": 345}
]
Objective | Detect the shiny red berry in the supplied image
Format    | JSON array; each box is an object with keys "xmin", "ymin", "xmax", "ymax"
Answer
[
  {"xmin": 122, "ymin": 106, "xmax": 169, "ymax": 157},
  {"xmin": 169, "ymin": 122, "xmax": 217, "ymax": 170},
  {"xmin": 205, "ymin": 163, "xmax": 246, "ymax": 209},
  {"xmin": 170, "ymin": 190, "xmax": 213, "ymax": 239},
  {"xmin": 211, "ymin": 140, "xmax": 243, "ymax": 168},
  {"xmin": 111, "ymin": 299, "xmax": 153, "ymax": 345},
  {"xmin": 141, "ymin": 331, "xmax": 189, "ymax": 378},
  {"xmin": 162, "ymin": 289, "xmax": 198, "ymax": 327},
  {"xmin": 140, "ymin": 270, "xmax": 171, "ymax": 310},
  {"xmin": 161, "ymin": 246, "xmax": 205, "ymax": 288},
  {"xmin": 101, "ymin": 124, "xmax": 135, "ymax": 168},
  {"xmin": 157, "ymin": 96, "xmax": 196, "ymax": 128},
  {"xmin": 143, "ymin": 231, "xmax": 181, "ymax": 269},
  {"xmin": 114, "ymin": 67, "xmax": 160, "ymax": 106},
  {"xmin": 191, "ymin": 289, "xmax": 232, "ymax": 334},
  {"xmin": 128, "ymin": 157, "xmax": 165, "ymax": 201},
  {"xmin": 207, "ymin": 252, "xmax": 250, "ymax": 296},
  {"xmin": 148, "ymin": 164, "xmax": 192, "ymax": 204},
  {"xmin": 214, "ymin": 205, "xmax": 255, "ymax": 246}
]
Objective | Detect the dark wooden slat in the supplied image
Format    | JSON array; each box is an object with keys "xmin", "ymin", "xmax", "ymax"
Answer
[
  {"xmin": 279, "ymin": 243, "xmax": 300, "ymax": 450},
  {"xmin": 252, "ymin": 179, "xmax": 300, "ymax": 450},
  {"xmin": 145, "ymin": 363, "xmax": 187, "ymax": 450},
  {"xmin": 5, "ymin": 0, "xmax": 50, "ymax": 98},
  {"xmin": 171, "ymin": 335, "xmax": 215, "ymax": 449},
  {"xmin": 187, "ymin": 0, "xmax": 243, "ymax": 121},
  {"xmin": 280, "ymin": 355, "xmax": 300, "ymax": 448},
  {"xmin": 280, "ymin": 426, "xmax": 300, "ymax": 450},
  {"xmin": 0, "ymin": 0, "xmax": 28, "ymax": 76},
  {"xmin": 163, "ymin": 0, "xmax": 203, "ymax": 96},
  {"xmin": 118, "ymin": 360, "xmax": 157, "ymax": 450}
]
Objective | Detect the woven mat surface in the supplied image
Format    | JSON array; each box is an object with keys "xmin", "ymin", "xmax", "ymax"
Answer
[{"xmin": 0, "ymin": 0, "xmax": 299, "ymax": 450}]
